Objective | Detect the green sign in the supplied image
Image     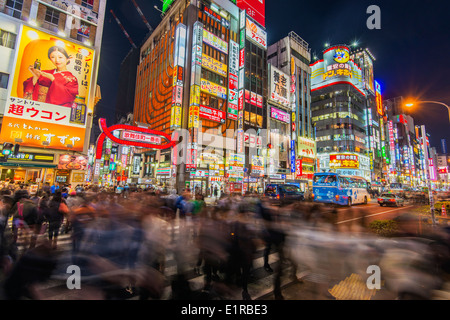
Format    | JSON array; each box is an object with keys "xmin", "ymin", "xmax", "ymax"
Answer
[{"xmin": 162, "ymin": 0, "xmax": 175, "ymax": 13}]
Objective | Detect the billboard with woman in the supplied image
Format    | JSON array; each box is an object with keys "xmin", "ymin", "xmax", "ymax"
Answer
[{"xmin": 1, "ymin": 25, "xmax": 95, "ymax": 152}]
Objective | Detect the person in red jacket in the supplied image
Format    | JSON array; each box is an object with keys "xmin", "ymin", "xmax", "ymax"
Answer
[{"xmin": 23, "ymin": 45, "xmax": 78, "ymax": 108}]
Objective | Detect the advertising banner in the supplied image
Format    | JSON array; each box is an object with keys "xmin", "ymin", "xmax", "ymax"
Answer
[
  {"xmin": 330, "ymin": 154, "xmax": 360, "ymax": 169},
  {"xmin": 203, "ymin": 29, "xmax": 228, "ymax": 54},
  {"xmin": 269, "ymin": 65, "xmax": 290, "ymax": 107},
  {"xmin": 270, "ymin": 106, "xmax": 290, "ymax": 123},
  {"xmin": 58, "ymin": 154, "xmax": 88, "ymax": 170},
  {"xmin": 375, "ymin": 80, "xmax": 383, "ymax": 115},
  {"xmin": 199, "ymin": 105, "xmax": 226, "ymax": 123},
  {"xmin": 251, "ymin": 155, "xmax": 264, "ymax": 176},
  {"xmin": 1, "ymin": 25, "xmax": 95, "ymax": 151},
  {"xmin": 245, "ymin": 17, "xmax": 267, "ymax": 49},
  {"xmin": 170, "ymin": 23, "xmax": 187, "ymax": 130},
  {"xmin": 236, "ymin": 0, "xmax": 265, "ymax": 27},
  {"xmin": 295, "ymin": 159, "xmax": 303, "ymax": 178},
  {"xmin": 201, "ymin": 78, "xmax": 227, "ymax": 99},
  {"xmin": 310, "ymin": 45, "xmax": 364, "ymax": 95},
  {"xmin": 202, "ymin": 54, "xmax": 227, "ymax": 77},
  {"xmin": 297, "ymin": 137, "xmax": 316, "ymax": 159}
]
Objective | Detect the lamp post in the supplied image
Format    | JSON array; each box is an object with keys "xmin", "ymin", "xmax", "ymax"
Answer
[
  {"xmin": 406, "ymin": 101, "xmax": 450, "ymax": 123},
  {"xmin": 406, "ymin": 100, "xmax": 450, "ymax": 226}
]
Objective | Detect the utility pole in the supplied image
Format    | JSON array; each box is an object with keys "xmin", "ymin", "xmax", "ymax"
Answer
[{"xmin": 421, "ymin": 125, "xmax": 436, "ymax": 226}]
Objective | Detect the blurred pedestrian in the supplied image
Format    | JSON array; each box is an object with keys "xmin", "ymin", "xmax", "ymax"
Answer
[
  {"xmin": 10, "ymin": 189, "xmax": 39, "ymax": 249},
  {"xmin": 43, "ymin": 190, "xmax": 67, "ymax": 250}
]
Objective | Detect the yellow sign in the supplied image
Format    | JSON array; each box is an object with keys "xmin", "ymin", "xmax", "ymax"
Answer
[
  {"xmin": 202, "ymin": 54, "xmax": 227, "ymax": 77},
  {"xmin": 170, "ymin": 106, "xmax": 182, "ymax": 128},
  {"xmin": 0, "ymin": 25, "xmax": 95, "ymax": 152},
  {"xmin": 10, "ymin": 25, "xmax": 95, "ymax": 113},
  {"xmin": 200, "ymin": 79, "xmax": 227, "ymax": 99}
]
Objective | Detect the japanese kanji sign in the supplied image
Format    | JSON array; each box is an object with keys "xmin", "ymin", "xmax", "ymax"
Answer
[
  {"xmin": 269, "ymin": 65, "xmax": 290, "ymax": 107},
  {"xmin": 0, "ymin": 25, "xmax": 95, "ymax": 152}
]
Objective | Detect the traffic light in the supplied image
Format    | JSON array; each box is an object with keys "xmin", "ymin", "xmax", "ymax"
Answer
[{"xmin": 2, "ymin": 142, "xmax": 13, "ymax": 156}]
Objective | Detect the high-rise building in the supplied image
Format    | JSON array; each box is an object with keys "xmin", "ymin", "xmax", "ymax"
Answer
[
  {"xmin": 351, "ymin": 48, "xmax": 384, "ymax": 183},
  {"xmin": 384, "ymin": 96, "xmax": 422, "ymax": 187},
  {"xmin": 0, "ymin": 0, "xmax": 106, "ymax": 187},
  {"xmin": 310, "ymin": 44, "xmax": 372, "ymax": 181},
  {"xmin": 267, "ymin": 31, "xmax": 314, "ymax": 190},
  {"xmin": 132, "ymin": 0, "xmax": 267, "ymax": 194}
]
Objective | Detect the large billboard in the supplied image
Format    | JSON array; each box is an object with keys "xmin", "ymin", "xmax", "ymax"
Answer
[
  {"xmin": 269, "ymin": 65, "xmax": 290, "ymax": 108},
  {"xmin": 0, "ymin": 25, "xmax": 95, "ymax": 152},
  {"xmin": 236, "ymin": 0, "xmax": 265, "ymax": 27},
  {"xmin": 310, "ymin": 45, "xmax": 364, "ymax": 96},
  {"xmin": 246, "ymin": 17, "xmax": 267, "ymax": 49},
  {"xmin": 375, "ymin": 80, "xmax": 383, "ymax": 116}
]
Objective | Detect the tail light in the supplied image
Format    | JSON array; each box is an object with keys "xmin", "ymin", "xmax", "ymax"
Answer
[
  {"xmin": 389, "ymin": 199, "xmax": 396, "ymax": 202},
  {"xmin": 377, "ymin": 198, "xmax": 382, "ymax": 201},
  {"xmin": 335, "ymin": 195, "xmax": 339, "ymax": 201},
  {"xmin": 311, "ymin": 193, "xmax": 315, "ymax": 198},
  {"xmin": 277, "ymin": 194, "xmax": 280, "ymax": 199}
]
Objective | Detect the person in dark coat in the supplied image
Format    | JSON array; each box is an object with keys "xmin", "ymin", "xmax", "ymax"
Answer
[
  {"xmin": 43, "ymin": 191, "xmax": 66, "ymax": 249},
  {"xmin": 10, "ymin": 190, "xmax": 39, "ymax": 249}
]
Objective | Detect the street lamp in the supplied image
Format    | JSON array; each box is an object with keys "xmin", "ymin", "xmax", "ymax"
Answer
[
  {"xmin": 406, "ymin": 100, "xmax": 450, "ymax": 123},
  {"xmin": 405, "ymin": 100, "xmax": 450, "ymax": 225}
]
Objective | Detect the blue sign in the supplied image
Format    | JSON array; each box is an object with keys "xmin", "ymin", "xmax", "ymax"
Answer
[{"xmin": 290, "ymin": 140, "xmax": 296, "ymax": 173}]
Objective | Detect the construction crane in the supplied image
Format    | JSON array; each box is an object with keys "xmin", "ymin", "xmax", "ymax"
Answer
[
  {"xmin": 110, "ymin": 9, "xmax": 137, "ymax": 49},
  {"xmin": 130, "ymin": 0, "xmax": 153, "ymax": 33}
]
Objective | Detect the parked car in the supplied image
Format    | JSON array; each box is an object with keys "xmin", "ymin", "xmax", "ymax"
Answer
[
  {"xmin": 378, "ymin": 193, "xmax": 405, "ymax": 207},
  {"xmin": 264, "ymin": 184, "xmax": 304, "ymax": 206}
]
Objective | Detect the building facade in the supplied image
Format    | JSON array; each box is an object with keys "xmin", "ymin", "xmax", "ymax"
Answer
[
  {"xmin": 267, "ymin": 31, "xmax": 314, "ymax": 191},
  {"xmin": 384, "ymin": 96, "xmax": 423, "ymax": 187},
  {"xmin": 310, "ymin": 44, "xmax": 372, "ymax": 181},
  {"xmin": 130, "ymin": 0, "xmax": 268, "ymax": 194}
]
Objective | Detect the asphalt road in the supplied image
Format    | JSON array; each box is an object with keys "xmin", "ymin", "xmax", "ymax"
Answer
[{"xmin": 333, "ymin": 200, "xmax": 417, "ymax": 228}]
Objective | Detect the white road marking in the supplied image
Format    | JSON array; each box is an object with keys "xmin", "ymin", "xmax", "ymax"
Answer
[{"xmin": 336, "ymin": 205, "xmax": 413, "ymax": 224}]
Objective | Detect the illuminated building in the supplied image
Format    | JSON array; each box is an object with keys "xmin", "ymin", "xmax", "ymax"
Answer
[
  {"xmin": 310, "ymin": 44, "xmax": 371, "ymax": 181},
  {"xmin": 384, "ymin": 96, "xmax": 424, "ymax": 187},
  {"xmin": 267, "ymin": 31, "xmax": 314, "ymax": 191},
  {"xmin": 350, "ymin": 48, "xmax": 384, "ymax": 184},
  {"xmin": 133, "ymin": 0, "xmax": 267, "ymax": 194},
  {"xmin": 0, "ymin": 0, "xmax": 106, "ymax": 187}
]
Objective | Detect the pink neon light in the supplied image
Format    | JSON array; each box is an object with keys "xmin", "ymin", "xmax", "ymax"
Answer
[{"xmin": 95, "ymin": 119, "xmax": 176, "ymax": 159}]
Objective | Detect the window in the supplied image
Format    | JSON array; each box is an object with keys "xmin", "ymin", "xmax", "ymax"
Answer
[
  {"xmin": 5, "ymin": 0, "xmax": 23, "ymax": 19},
  {"xmin": 45, "ymin": 7, "xmax": 60, "ymax": 25},
  {"xmin": 0, "ymin": 73, "xmax": 9, "ymax": 89},
  {"xmin": 0, "ymin": 30, "xmax": 17, "ymax": 49}
]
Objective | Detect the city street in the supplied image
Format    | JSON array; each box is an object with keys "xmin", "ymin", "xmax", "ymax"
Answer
[{"xmin": 4, "ymin": 198, "xmax": 442, "ymax": 301}]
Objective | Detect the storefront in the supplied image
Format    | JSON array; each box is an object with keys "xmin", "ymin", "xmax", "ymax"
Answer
[
  {"xmin": 0, "ymin": 151, "xmax": 57, "ymax": 187},
  {"xmin": 156, "ymin": 167, "xmax": 171, "ymax": 188}
]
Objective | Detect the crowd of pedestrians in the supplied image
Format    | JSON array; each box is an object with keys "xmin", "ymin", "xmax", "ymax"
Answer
[{"xmin": 0, "ymin": 185, "xmax": 449, "ymax": 300}]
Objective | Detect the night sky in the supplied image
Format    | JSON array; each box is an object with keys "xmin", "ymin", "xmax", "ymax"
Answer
[{"xmin": 96, "ymin": 0, "xmax": 450, "ymax": 152}]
